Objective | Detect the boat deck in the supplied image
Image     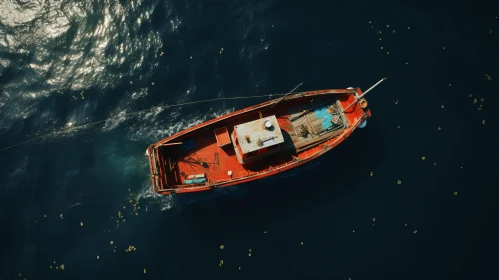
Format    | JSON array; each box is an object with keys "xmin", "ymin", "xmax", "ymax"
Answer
[{"xmin": 160, "ymin": 95, "xmax": 350, "ymax": 186}]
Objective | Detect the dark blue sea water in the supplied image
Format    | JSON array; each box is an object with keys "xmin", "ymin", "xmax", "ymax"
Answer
[{"xmin": 1, "ymin": 0, "xmax": 499, "ymax": 279}]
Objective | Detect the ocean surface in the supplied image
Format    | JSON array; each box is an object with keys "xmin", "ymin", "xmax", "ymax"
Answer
[{"xmin": 1, "ymin": 0, "xmax": 498, "ymax": 279}]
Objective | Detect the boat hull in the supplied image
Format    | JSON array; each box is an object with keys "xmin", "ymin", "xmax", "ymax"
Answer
[{"xmin": 147, "ymin": 87, "xmax": 371, "ymax": 195}]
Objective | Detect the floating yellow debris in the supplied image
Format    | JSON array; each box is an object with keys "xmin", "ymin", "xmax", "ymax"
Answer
[
  {"xmin": 151, "ymin": 82, "xmax": 155, "ymax": 86},
  {"xmin": 97, "ymin": 255, "xmax": 100, "ymax": 259},
  {"xmin": 370, "ymin": 171, "xmax": 374, "ymax": 176},
  {"xmin": 441, "ymin": 105, "xmax": 444, "ymax": 108},
  {"xmin": 60, "ymin": 214, "xmax": 63, "ymax": 219},
  {"xmin": 413, "ymin": 230, "xmax": 418, "ymax": 234},
  {"xmin": 144, "ymin": 269, "xmax": 147, "ymax": 274},
  {"xmin": 160, "ymin": 51, "xmax": 164, "ymax": 56},
  {"xmin": 422, "ymin": 156, "xmax": 425, "ymax": 160},
  {"xmin": 482, "ymin": 120, "xmax": 486, "ymax": 125},
  {"xmin": 486, "ymin": 74, "xmax": 492, "ymax": 80},
  {"xmin": 80, "ymin": 92, "xmax": 85, "ymax": 99},
  {"xmin": 110, "ymin": 241, "xmax": 114, "ymax": 245},
  {"xmin": 481, "ymin": 98, "xmax": 484, "ymax": 102},
  {"xmin": 220, "ymin": 245, "xmax": 224, "ymax": 249},
  {"xmin": 397, "ymin": 125, "xmax": 400, "ymax": 128},
  {"xmin": 474, "ymin": 98, "xmax": 477, "ymax": 103},
  {"xmin": 454, "ymin": 192, "xmax": 458, "ymax": 196},
  {"xmin": 190, "ymin": 56, "xmax": 193, "ymax": 59},
  {"xmin": 219, "ymin": 260, "xmax": 224, "ymax": 266},
  {"xmin": 60, "ymin": 264, "xmax": 65, "ymax": 271},
  {"xmin": 80, "ymin": 222, "xmax": 84, "ymax": 227},
  {"xmin": 438, "ymin": 127, "xmax": 441, "ymax": 130},
  {"xmin": 248, "ymin": 253, "xmax": 252, "ymax": 256},
  {"xmin": 397, "ymin": 180, "xmax": 402, "ymax": 185}
]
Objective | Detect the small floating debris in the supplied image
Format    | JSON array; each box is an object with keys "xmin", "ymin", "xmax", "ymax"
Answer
[
  {"xmin": 239, "ymin": 267, "xmax": 242, "ymax": 270},
  {"xmin": 386, "ymin": 24, "xmax": 390, "ymax": 28},
  {"xmin": 144, "ymin": 269, "xmax": 147, "ymax": 274},
  {"xmin": 352, "ymin": 230, "xmax": 355, "ymax": 233},
  {"xmin": 43, "ymin": 214, "xmax": 47, "ymax": 218},
  {"xmin": 422, "ymin": 156, "xmax": 426, "ymax": 160},
  {"xmin": 386, "ymin": 52, "xmax": 390, "ymax": 55},
  {"xmin": 372, "ymin": 218, "xmax": 376, "ymax": 222},
  {"xmin": 443, "ymin": 47, "xmax": 446, "ymax": 50},
  {"xmin": 448, "ymin": 83, "xmax": 451, "ymax": 86},
  {"xmin": 50, "ymin": 266, "xmax": 52, "ymax": 269},
  {"xmin": 60, "ymin": 214, "xmax": 63, "ymax": 220},
  {"xmin": 405, "ymin": 62, "xmax": 409, "ymax": 65},
  {"xmin": 220, "ymin": 245, "xmax": 224, "ymax": 249},
  {"xmin": 405, "ymin": 224, "xmax": 408, "ymax": 227},
  {"xmin": 110, "ymin": 241, "xmax": 114, "ymax": 245},
  {"xmin": 486, "ymin": 74, "xmax": 492, "ymax": 80},
  {"xmin": 454, "ymin": 192, "xmax": 458, "ymax": 196},
  {"xmin": 434, "ymin": 162, "xmax": 437, "ymax": 166},
  {"xmin": 370, "ymin": 171, "xmax": 374, "ymax": 176},
  {"xmin": 219, "ymin": 260, "xmax": 224, "ymax": 266},
  {"xmin": 160, "ymin": 51, "xmax": 164, "ymax": 56},
  {"xmin": 264, "ymin": 231, "xmax": 267, "ymax": 234},
  {"xmin": 80, "ymin": 91, "xmax": 85, "ymax": 100},
  {"xmin": 97, "ymin": 255, "xmax": 100, "ymax": 260},
  {"xmin": 482, "ymin": 120, "xmax": 486, "ymax": 125},
  {"xmin": 441, "ymin": 105, "xmax": 444, "ymax": 108},
  {"xmin": 151, "ymin": 82, "xmax": 155, "ymax": 86},
  {"xmin": 130, "ymin": 81, "xmax": 133, "ymax": 85},
  {"xmin": 408, "ymin": 26, "xmax": 411, "ymax": 30},
  {"xmin": 413, "ymin": 230, "xmax": 418, "ymax": 234},
  {"xmin": 190, "ymin": 56, "xmax": 193, "ymax": 59},
  {"xmin": 126, "ymin": 245, "xmax": 137, "ymax": 252},
  {"xmin": 56, "ymin": 266, "xmax": 59, "ymax": 270},
  {"xmin": 60, "ymin": 264, "xmax": 65, "ymax": 271},
  {"xmin": 397, "ymin": 125, "xmax": 400, "ymax": 128},
  {"xmin": 438, "ymin": 127, "xmax": 441, "ymax": 130},
  {"xmin": 395, "ymin": 100, "xmax": 399, "ymax": 105},
  {"xmin": 397, "ymin": 180, "xmax": 402, "ymax": 185}
]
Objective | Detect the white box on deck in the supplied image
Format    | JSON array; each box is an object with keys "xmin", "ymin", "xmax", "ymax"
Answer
[{"xmin": 234, "ymin": 115, "xmax": 285, "ymax": 154}]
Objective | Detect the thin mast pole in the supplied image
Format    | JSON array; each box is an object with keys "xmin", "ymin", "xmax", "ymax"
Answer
[
  {"xmin": 342, "ymin": 77, "xmax": 387, "ymax": 112},
  {"xmin": 270, "ymin": 82, "xmax": 303, "ymax": 108}
]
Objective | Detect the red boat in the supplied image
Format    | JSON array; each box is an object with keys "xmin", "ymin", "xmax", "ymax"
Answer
[{"xmin": 146, "ymin": 78, "xmax": 386, "ymax": 195}]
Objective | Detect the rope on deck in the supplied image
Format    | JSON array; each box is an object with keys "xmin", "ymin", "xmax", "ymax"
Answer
[{"xmin": 0, "ymin": 93, "xmax": 289, "ymax": 152}]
